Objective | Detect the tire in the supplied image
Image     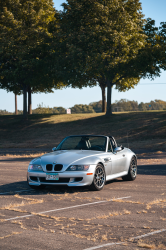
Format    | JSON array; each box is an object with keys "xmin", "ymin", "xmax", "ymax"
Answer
[
  {"xmin": 90, "ymin": 164, "xmax": 106, "ymax": 191},
  {"xmin": 122, "ymin": 156, "xmax": 137, "ymax": 181}
]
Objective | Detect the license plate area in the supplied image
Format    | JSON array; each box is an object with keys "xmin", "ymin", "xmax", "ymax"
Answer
[{"xmin": 46, "ymin": 173, "xmax": 59, "ymax": 180}]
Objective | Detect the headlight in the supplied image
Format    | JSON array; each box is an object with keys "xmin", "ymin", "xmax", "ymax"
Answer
[
  {"xmin": 28, "ymin": 164, "xmax": 43, "ymax": 171},
  {"xmin": 66, "ymin": 165, "xmax": 90, "ymax": 171}
]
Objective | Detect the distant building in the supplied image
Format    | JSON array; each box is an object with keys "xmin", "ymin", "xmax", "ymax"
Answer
[{"xmin": 66, "ymin": 109, "xmax": 71, "ymax": 114}]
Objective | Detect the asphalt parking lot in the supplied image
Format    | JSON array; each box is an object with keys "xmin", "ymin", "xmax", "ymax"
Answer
[{"xmin": 0, "ymin": 154, "xmax": 166, "ymax": 250}]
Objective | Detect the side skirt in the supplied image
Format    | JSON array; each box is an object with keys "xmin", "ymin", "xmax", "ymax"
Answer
[{"xmin": 106, "ymin": 171, "xmax": 128, "ymax": 182}]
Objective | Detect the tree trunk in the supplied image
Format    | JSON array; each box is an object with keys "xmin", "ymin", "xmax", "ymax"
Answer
[
  {"xmin": 15, "ymin": 94, "xmax": 18, "ymax": 115},
  {"xmin": 28, "ymin": 86, "xmax": 32, "ymax": 114},
  {"xmin": 101, "ymin": 86, "xmax": 106, "ymax": 112},
  {"xmin": 98, "ymin": 79, "xmax": 107, "ymax": 113},
  {"xmin": 106, "ymin": 80, "xmax": 113, "ymax": 116},
  {"xmin": 23, "ymin": 84, "xmax": 27, "ymax": 119}
]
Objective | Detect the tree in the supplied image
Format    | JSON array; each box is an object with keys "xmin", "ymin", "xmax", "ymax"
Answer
[
  {"xmin": 132, "ymin": 18, "xmax": 166, "ymax": 85},
  {"xmin": 71, "ymin": 104, "xmax": 95, "ymax": 113},
  {"xmin": 0, "ymin": 0, "xmax": 62, "ymax": 117},
  {"xmin": 53, "ymin": 0, "xmax": 147, "ymax": 115},
  {"xmin": 112, "ymin": 99, "xmax": 138, "ymax": 112},
  {"xmin": 158, "ymin": 22, "xmax": 166, "ymax": 71},
  {"xmin": 97, "ymin": 78, "xmax": 107, "ymax": 113},
  {"xmin": 89, "ymin": 101, "xmax": 102, "ymax": 113},
  {"xmin": 15, "ymin": 94, "xmax": 18, "ymax": 115}
]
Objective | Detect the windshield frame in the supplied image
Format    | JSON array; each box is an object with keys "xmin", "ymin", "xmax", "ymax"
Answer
[{"xmin": 56, "ymin": 135, "xmax": 108, "ymax": 152}]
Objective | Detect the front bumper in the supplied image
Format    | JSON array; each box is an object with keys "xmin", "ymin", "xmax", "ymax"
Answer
[{"xmin": 27, "ymin": 170, "xmax": 94, "ymax": 187}]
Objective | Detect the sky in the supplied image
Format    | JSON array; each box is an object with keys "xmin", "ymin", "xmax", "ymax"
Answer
[{"xmin": 1, "ymin": 0, "xmax": 166, "ymax": 112}]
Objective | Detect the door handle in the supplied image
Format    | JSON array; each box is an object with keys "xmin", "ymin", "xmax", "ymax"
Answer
[{"xmin": 104, "ymin": 158, "xmax": 111, "ymax": 162}]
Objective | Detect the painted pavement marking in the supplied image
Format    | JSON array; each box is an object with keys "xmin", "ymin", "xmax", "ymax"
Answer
[
  {"xmin": 3, "ymin": 196, "xmax": 131, "ymax": 221},
  {"xmin": 84, "ymin": 229, "xmax": 166, "ymax": 250}
]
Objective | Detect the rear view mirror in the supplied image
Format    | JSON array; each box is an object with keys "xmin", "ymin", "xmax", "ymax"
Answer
[{"xmin": 114, "ymin": 146, "xmax": 122, "ymax": 153}]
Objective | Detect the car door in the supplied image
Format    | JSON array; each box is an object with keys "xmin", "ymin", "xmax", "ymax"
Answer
[
  {"xmin": 102, "ymin": 152, "xmax": 112, "ymax": 177},
  {"xmin": 103, "ymin": 139, "xmax": 114, "ymax": 177},
  {"xmin": 111, "ymin": 149, "xmax": 127, "ymax": 175}
]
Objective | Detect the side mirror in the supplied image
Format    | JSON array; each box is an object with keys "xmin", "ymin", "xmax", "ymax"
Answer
[
  {"xmin": 52, "ymin": 147, "xmax": 57, "ymax": 152},
  {"xmin": 114, "ymin": 146, "xmax": 122, "ymax": 153}
]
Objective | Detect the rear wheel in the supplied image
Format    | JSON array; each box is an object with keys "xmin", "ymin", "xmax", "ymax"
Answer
[
  {"xmin": 90, "ymin": 164, "xmax": 106, "ymax": 191},
  {"xmin": 122, "ymin": 156, "xmax": 137, "ymax": 181}
]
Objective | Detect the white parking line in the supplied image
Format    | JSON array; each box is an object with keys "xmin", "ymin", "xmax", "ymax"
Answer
[
  {"xmin": 130, "ymin": 229, "xmax": 166, "ymax": 240},
  {"xmin": 0, "ymin": 189, "xmax": 31, "ymax": 195},
  {"xmin": 84, "ymin": 229, "xmax": 166, "ymax": 250},
  {"xmin": 4, "ymin": 196, "xmax": 131, "ymax": 221},
  {"xmin": 84, "ymin": 242, "xmax": 125, "ymax": 250}
]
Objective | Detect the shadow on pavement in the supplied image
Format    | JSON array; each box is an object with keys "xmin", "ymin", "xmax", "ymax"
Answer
[
  {"xmin": 138, "ymin": 164, "xmax": 166, "ymax": 176},
  {"xmin": 0, "ymin": 181, "xmax": 89, "ymax": 196},
  {"xmin": 137, "ymin": 152, "xmax": 166, "ymax": 160}
]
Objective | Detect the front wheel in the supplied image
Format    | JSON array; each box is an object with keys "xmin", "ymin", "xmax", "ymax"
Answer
[
  {"xmin": 90, "ymin": 164, "xmax": 106, "ymax": 191},
  {"xmin": 122, "ymin": 156, "xmax": 137, "ymax": 181}
]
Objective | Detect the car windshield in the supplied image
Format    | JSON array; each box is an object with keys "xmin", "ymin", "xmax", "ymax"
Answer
[{"xmin": 56, "ymin": 136, "xmax": 107, "ymax": 151}]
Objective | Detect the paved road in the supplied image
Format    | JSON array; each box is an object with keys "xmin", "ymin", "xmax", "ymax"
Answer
[{"xmin": 0, "ymin": 156, "xmax": 166, "ymax": 250}]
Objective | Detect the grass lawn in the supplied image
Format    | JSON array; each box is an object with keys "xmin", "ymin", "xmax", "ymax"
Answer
[{"xmin": 0, "ymin": 111, "xmax": 166, "ymax": 151}]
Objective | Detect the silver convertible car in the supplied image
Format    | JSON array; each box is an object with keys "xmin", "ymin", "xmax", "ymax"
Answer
[{"xmin": 27, "ymin": 135, "xmax": 137, "ymax": 191}]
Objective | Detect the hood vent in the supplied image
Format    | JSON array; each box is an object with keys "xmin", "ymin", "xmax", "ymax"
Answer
[{"xmin": 54, "ymin": 164, "xmax": 63, "ymax": 171}]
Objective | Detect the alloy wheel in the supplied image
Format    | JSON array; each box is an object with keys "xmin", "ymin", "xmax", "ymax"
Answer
[{"xmin": 94, "ymin": 166, "xmax": 105, "ymax": 188}]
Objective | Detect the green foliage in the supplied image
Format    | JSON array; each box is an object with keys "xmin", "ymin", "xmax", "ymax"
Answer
[
  {"xmin": 90, "ymin": 99, "xmax": 166, "ymax": 112},
  {"xmin": 89, "ymin": 101, "xmax": 102, "ymax": 113},
  {"xmin": 158, "ymin": 22, "xmax": 166, "ymax": 71},
  {"xmin": 54, "ymin": 0, "xmax": 147, "ymax": 115},
  {"xmin": 138, "ymin": 100, "xmax": 166, "ymax": 111},
  {"xmin": 111, "ymin": 99, "xmax": 166, "ymax": 112},
  {"xmin": 133, "ymin": 18, "xmax": 166, "ymax": 82},
  {"xmin": 32, "ymin": 104, "xmax": 66, "ymax": 114},
  {"xmin": 112, "ymin": 99, "xmax": 138, "ymax": 112},
  {"xmin": 0, "ymin": 110, "xmax": 13, "ymax": 115},
  {"xmin": 0, "ymin": 109, "xmax": 22, "ymax": 115},
  {"xmin": 2, "ymin": 99, "xmax": 165, "ymax": 116},
  {"xmin": 71, "ymin": 104, "xmax": 95, "ymax": 114},
  {"xmin": 135, "ymin": 18, "xmax": 162, "ymax": 80},
  {"xmin": 1, "ymin": 0, "xmax": 166, "ymax": 116},
  {"xmin": 0, "ymin": 0, "xmax": 62, "ymax": 94}
]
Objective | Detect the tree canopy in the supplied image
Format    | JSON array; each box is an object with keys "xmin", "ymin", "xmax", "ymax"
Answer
[
  {"xmin": 1, "ymin": 0, "xmax": 166, "ymax": 116},
  {"xmin": 0, "ymin": 0, "xmax": 64, "ymax": 116},
  {"xmin": 53, "ymin": 0, "xmax": 147, "ymax": 115}
]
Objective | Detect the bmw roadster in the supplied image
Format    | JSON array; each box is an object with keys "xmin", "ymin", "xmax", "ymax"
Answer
[{"xmin": 27, "ymin": 135, "xmax": 137, "ymax": 191}]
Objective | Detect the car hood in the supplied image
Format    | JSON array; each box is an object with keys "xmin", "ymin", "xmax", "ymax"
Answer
[{"xmin": 32, "ymin": 150, "xmax": 103, "ymax": 170}]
